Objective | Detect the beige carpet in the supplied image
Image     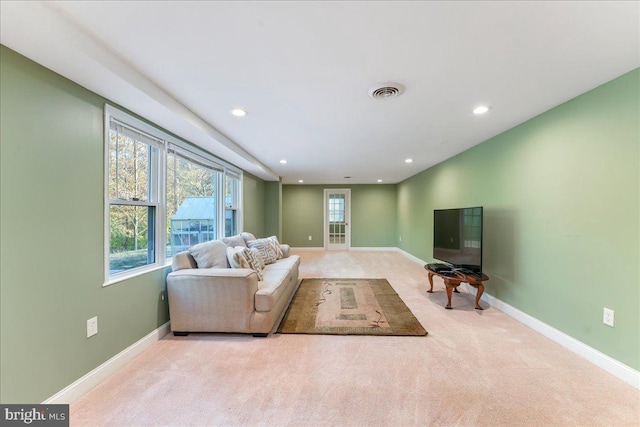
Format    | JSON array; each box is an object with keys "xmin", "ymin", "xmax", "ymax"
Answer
[
  {"xmin": 70, "ymin": 250, "xmax": 640, "ymax": 426},
  {"xmin": 277, "ymin": 278, "xmax": 427, "ymax": 335}
]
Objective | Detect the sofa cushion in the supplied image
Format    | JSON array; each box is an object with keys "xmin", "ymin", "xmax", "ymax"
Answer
[
  {"xmin": 255, "ymin": 269, "xmax": 291, "ymax": 312},
  {"xmin": 247, "ymin": 236, "xmax": 282, "ymax": 264},
  {"xmin": 223, "ymin": 234, "xmax": 247, "ymax": 248},
  {"xmin": 188, "ymin": 239, "xmax": 228, "ymax": 269},
  {"xmin": 263, "ymin": 255, "xmax": 300, "ymax": 272},
  {"xmin": 226, "ymin": 246, "xmax": 251, "ymax": 269}
]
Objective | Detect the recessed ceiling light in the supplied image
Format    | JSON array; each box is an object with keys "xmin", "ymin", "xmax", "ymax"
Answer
[
  {"xmin": 231, "ymin": 109, "xmax": 247, "ymax": 117},
  {"xmin": 280, "ymin": 159, "xmax": 287, "ymax": 164},
  {"xmin": 298, "ymin": 180, "xmax": 304, "ymax": 183},
  {"xmin": 405, "ymin": 158, "xmax": 413, "ymax": 163},
  {"xmin": 377, "ymin": 179, "xmax": 383, "ymax": 183},
  {"xmin": 473, "ymin": 105, "xmax": 490, "ymax": 115}
]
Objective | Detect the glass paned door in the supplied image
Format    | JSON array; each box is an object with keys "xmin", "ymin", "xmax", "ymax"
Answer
[{"xmin": 325, "ymin": 189, "xmax": 350, "ymax": 250}]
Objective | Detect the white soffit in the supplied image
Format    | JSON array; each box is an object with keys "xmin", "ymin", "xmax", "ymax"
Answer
[{"xmin": 0, "ymin": 1, "xmax": 278, "ymax": 181}]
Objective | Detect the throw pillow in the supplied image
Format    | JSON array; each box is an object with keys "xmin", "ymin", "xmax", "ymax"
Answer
[
  {"xmin": 188, "ymin": 239, "xmax": 228, "ymax": 269},
  {"xmin": 222, "ymin": 234, "xmax": 246, "ymax": 248},
  {"xmin": 267, "ymin": 236, "xmax": 284, "ymax": 259},
  {"xmin": 247, "ymin": 237, "xmax": 278, "ymax": 264},
  {"xmin": 242, "ymin": 247, "xmax": 265, "ymax": 281},
  {"xmin": 226, "ymin": 246, "xmax": 250, "ymax": 269}
]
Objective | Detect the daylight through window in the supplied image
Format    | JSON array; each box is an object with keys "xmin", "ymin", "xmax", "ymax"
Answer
[
  {"xmin": 104, "ymin": 106, "xmax": 242, "ymax": 284},
  {"xmin": 107, "ymin": 121, "xmax": 161, "ymax": 275},
  {"xmin": 167, "ymin": 148, "xmax": 222, "ymax": 257}
]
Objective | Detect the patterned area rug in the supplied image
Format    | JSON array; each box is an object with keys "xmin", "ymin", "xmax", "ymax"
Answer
[{"xmin": 277, "ymin": 278, "xmax": 427, "ymax": 336}]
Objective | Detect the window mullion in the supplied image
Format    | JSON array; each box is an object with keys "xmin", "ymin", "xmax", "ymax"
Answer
[
  {"xmin": 217, "ymin": 172, "xmax": 225, "ymax": 239},
  {"xmin": 109, "ymin": 200, "xmax": 158, "ymax": 207},
  {"xmin": 157, "ymin": 144, "xmax": 166, "ymax": 263}
]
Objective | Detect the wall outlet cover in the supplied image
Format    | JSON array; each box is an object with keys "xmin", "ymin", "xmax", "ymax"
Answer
[
  {"xmin": 603, "ymin": 308, "xmax": 614, "ymax": 327},
  {"xmin": 87, "ymin": 317, "xmax": 98, "ymax": 338}
]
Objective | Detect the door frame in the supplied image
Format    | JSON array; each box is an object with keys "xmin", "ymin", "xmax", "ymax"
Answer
[{"xmin": 323, "ymin": 188, "xmax": 351, "ymax": 250}]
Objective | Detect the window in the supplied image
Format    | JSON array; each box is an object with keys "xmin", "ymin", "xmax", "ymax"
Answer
[
  {"xmin": 106, "ymin": 119, "xmax": 163, "ymax": 277},
  {"xmin": 104, "ymin": 105, "xmax": 243, "ymax": 285},
  {"xmin": 167, "ymin": 148, "xmax": 222, "ymax": 257},
  {"xmin": 329, "ymin": 194, "xmax": 345, "ymax": 222}
]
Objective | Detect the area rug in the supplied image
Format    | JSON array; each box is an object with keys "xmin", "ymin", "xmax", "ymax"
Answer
[{"xmin": 277, "ymin": 278, "xmax": 427, "ymax": 336}]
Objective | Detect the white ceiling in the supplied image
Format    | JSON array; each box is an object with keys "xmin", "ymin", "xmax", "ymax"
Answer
[{"xmin": 1, "ymin": 1, "xmax": 638, "ymax": 184}]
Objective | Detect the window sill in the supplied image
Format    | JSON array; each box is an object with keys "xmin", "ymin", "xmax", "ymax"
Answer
[{"xmin": 103, "ymin": 261, "xmax": 172, "ymax": 287}]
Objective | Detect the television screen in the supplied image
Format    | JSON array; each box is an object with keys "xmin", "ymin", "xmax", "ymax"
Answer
[{"xmin": 433, "ymin": 207, "xmax": 483, "ymax": 273}]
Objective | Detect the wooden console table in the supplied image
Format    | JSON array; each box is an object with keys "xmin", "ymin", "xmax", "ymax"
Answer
[{"xmin": 424, "ymin": 266, "xmax": 489, "ymax": 310}]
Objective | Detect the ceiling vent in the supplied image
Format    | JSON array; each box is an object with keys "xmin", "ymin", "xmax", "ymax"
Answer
[{"xmin": 368, "ymin": 82, "xmax": 405, "ymax": 99}]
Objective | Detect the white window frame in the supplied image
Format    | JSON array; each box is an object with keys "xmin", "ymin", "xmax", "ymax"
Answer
[
  {"xmin": 166, "ymin": 145, "xmax": 224, "ymax": 260},
  {"xmin": 104, "ymin": 104, "xmax": 243, "ymax": 286},
  {"xmin": 104, "ymin": 105, "xmax": 168, "ymax": 286},
  {"xmin": 164, "ymin": 143, "xmax": 243, "ymax": 241},
  {"xmin": 224, "ymin": 170, "xmax": 242, "ymax": 237}
]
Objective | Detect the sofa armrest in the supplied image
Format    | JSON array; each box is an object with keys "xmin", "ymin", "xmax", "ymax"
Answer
[
  {"xmin": 279, "ymin": 244, "xmax": 291, "ymax": 258},
  {"xmin": 167, "ymin": 268, "xmax": 259, "ymax": 332},
  {"xmin": 172, "ymin": 250, "xmax": 197, "ymax": 271}
]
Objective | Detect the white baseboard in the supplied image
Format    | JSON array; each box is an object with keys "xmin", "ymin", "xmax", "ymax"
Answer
[
  {"xmin": 292, "ymin": 247, "xmax": 399, "ymax": 252},
  {"xmin": 291, "ymin": 246, "xmax": 398, "ymax": 251},
  {"xmin": 395, "ymin": 247, "xmax": 427, "ymax": 265},
  {"xmin": 469, "ymin": 287, "xmax": 640, "ymax": 389},
  {"xmin": 350, "ymin": 247, "xmax": 398, "ymax": 252},
  {"xmin": 398, "ymin": 249, "xmax": 640, "ymax": 390},
  {"xmin": 290, "ymin": 247, "xmax": 326, "ymax": 251},
  {"xmin": 43, "ymin": 321, "xmax": 171, "ymax": 404}
]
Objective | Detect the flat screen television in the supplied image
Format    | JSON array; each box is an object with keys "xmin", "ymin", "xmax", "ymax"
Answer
[{"xmin": 433, "ymin": 207, "xmax": 483, "ymax": 273}]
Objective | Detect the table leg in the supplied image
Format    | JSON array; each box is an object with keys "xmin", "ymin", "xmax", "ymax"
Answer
[
  {"xmin": 444, "ymin": 280, "xmax": 454, "ymax": 309},
  {"xmin": 474, "ymin": 284, "xmax": 485, "ymax": 310},
  {"xmin": 427, "ymin": 272, "xmax": 434, "ymax": 293}
]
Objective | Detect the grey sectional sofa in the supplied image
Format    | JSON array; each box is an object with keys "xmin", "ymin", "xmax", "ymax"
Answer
[{"xmin": 167, "ymin": 232, "xmax": 300, "ymax": 337}]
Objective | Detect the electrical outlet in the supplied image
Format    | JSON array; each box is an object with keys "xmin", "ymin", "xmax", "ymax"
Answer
[
  {"xmin": 603, "ymin": 308, "xmax": 614, "ymax": 327},
  {"xmin": 308, "ymin": 235, "xmax": 312, "ymax": 241},
  {"xmin": 87, "ymin": 317, "xmax": 98, "ymax": 338},
  {"xmin": 399, "ymin": 236, "xmax": 402, "ymax": 242}
]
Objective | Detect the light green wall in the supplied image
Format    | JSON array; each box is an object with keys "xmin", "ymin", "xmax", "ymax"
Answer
[
  {"xmin": 265, "ymin": 180, "xmax": 281, "ymax": 238},
  {"xmin": 352, "ymin": 185, "xmax": 397, "ymax": 247},
  {"xmin": 243, "ymin": 174, "xmax": 281, "ymax": 239},
  {"xmin": 0, "ymin": 45, "xmax": 273, "ymax": 403},
  {"xmin": 282, "ymin": 184, "xmax": 397, "ymax": 247},
  {"xmin": 398, "ymin": 69, "xmax": 640, "ymax": 370},
  {"xmin": 0, "ymin": 46, "xmax": 170, "ymax": 403},
  {"xmin": 282, "ymin": 186, "xmax": 325, "ymax": 247},
  {"xmin": 242, "ymin": 173, "xmax": 266, "ymax": 237}
]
